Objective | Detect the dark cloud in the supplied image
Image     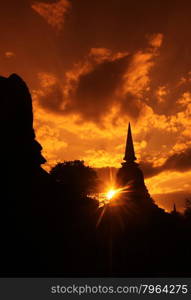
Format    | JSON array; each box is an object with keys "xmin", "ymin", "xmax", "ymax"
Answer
[
  {"xmin": 120, "ymin": 92, "xmax": 143, "ymax": 120},
  {"xmin": 39, "ymin": 82, "xmax": 64, "ymax": 113},
  {"xmin": 139, "ymin": 161, "xmax": 162, "ymax": 178},
  {"xmin": 72, "ymin": 55, "xmax": 130, "ymax": 121},
  {"xmin": 140, "ymin": 147, "xmax": 191, "ymax": 178},
  {"xmin": 37, "ymin": 53, "xmax": 146, "ymax": 122},
  {"xmin": 164, "ymin": 147, "xmax": 191, "ymax": 171}
]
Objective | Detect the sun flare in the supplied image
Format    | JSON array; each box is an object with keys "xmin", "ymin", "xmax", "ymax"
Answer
[
  {"xmin": 96, "ymin": 184, "xmax": 131, "ymax": 208},
  {"xmin": 106, "ymin": 189, "xmax": 117, "ymax": 200}
]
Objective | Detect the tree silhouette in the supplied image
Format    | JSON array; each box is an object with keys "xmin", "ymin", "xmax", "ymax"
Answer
[{"xmin": 50, "ymin": 160, "xmax": 99, "ymax": 197}]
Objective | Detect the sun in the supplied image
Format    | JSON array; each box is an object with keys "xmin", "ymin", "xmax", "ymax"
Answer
[
  {"xmin": 106, "ymin": 189, "xmax": 117, "ymax": 200},
  {"xmin": 97, "ymin": 185, "xmax": 129, "ymax": 207}
]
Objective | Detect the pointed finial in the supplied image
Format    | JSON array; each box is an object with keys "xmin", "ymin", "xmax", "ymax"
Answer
[
  {"xmin": 173, "ymin": 203, "xmax": 177, "ymax": 213},
  {"xmin": 123, "ymin": 122, "xmax": 137, "ymax": 163}
]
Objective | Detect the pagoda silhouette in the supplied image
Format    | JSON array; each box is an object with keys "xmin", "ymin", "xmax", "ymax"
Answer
[{"xmin": 116, "ymin": 123, "xmax": 159, "ymax": 211}]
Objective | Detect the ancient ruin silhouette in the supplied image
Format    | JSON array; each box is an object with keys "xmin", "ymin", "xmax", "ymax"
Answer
[
  {"xmin": 1, "ymin": 73, "xmax": 191, "ymax": 277},
  {"xmin": 116, "ymin": 123, "xmax": 162, "ymax": 212}
]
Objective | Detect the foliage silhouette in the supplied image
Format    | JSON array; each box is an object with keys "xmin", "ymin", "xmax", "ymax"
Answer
[{"xmin": 50, "ymin": 160, "xmax": 99, "ymax": 197}]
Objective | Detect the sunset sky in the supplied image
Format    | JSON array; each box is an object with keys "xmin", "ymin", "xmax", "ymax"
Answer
[{"xmin": 1, "ymin": 0, "xmax": 191, "ymax": 211}]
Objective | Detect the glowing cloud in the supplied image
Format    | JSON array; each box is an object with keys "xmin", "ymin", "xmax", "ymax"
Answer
[
  {"xmin": 148, "ymin": 33, "xmax": 163, "ymax": 48},
  {"xmin": 32, "ymin": 0, "xmax": 71, "ymax": 31}
]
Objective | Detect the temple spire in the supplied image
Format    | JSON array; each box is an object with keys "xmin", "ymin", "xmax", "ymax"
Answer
[
  {"xmin": 123, "ymin": 122, "xmax": 137, "ymax": 163},
  {"xmin": 173, "ymin": 203, "xmax": 177, "ymax": 213}
]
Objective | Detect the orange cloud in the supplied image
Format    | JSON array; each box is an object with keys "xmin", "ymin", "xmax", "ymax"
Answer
[
  {"xmin": 35, "ymin": 35, "xmax": 164, "ymax": 125},
  {"xmin": 121, "ymin": 51, "xmax": 154, "ymax": 97},
  {"xmin": 121, "ymin": 34, "xmax": 163, "ymax": 99},
  {"xmin": 148, "ymin": 33, "xmax": 163, "ymax": 48},
  {"xmin": 176, "ymin": 92, "xmax": 191, "ymax": 106},
  {"xmin": 32, "ymin": 0, "xmax": 71, "ymax": 31},
  {"xmin": 35, "ymin": 48, "xmax": 130, "ymax": 122},
  {"xmin": 156, "ymin": 86, "xmax": 168, "ymax": 103}
]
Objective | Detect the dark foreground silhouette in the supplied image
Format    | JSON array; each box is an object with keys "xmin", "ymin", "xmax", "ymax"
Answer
[{"xmin": 0, "ymin": 73, "xmax": 191, "ymax": 277}]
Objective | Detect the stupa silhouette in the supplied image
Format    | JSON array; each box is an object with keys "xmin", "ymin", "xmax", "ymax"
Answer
[{"xmin": 116, "ymin": 123, "xmax": 158, "ymax": 211}]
